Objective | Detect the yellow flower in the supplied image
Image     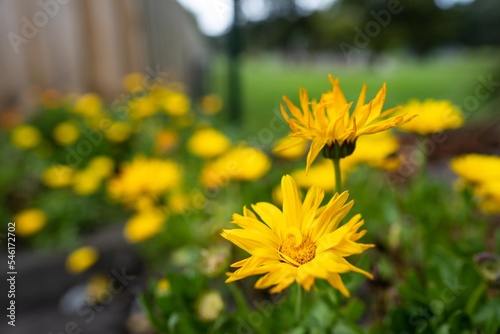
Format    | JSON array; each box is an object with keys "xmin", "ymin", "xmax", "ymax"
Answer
[
  {"xmin": 344, "ymin": 132, "xmax": 401, "ymax": 171},
  {"xmin": 274, "ymin": 75, "xmax": 414, "ymax": 173},
  {"xmin": 291, "ymin": 159, "xmax": 352, "ymax": 192},
  {"xmin": 222, "ymin": 175, "xmax": 374, "ymax": 295},
  {"xmin": 201, "ymin": 146, "xmax": 271, "ymax": 188},
  {"xmin": 86, "ymin": 274, "xmax": 110, "ymax": 303},
  {"xmin": 124, "ymin": 209, "xmax": 166, "ymax": 243},
  {"xmin": 11, "ymin": 125, "xmax": 42, "ymax": 149},
  {"xmin": 187, "ymin": 128, "xmax": 231, "ymax": 159},
  {"xmin": 122, "ymin": 72, "xmax": 144, "ymax": 93},
  {"xmin": 273, "ymin": 136, "xmax": 307, "ymax": 160},
  {"xmin": 397, "ymin": 99, "xmax": 464, "ymax": 135},
  {"xmin": 14, "ymin": 208, "xmax": 46, "ymax": 237},
  {"xmin": 129, "ymin": 96, "xmax": 157, "ymax": 120},
  {"xmin": 42, "ymin": 165, "xmax": 74, "ymax": 188},
  {"xmin": 72, "ymin": 170, "xmax": 102, "ymax": 195},
  {"xmin": 88, "ymin": 156, "xmax": 115, "ymax": 179},
  {"xmin": 74, "ymin": 94, "xmax": 103, "ymax": 118},
  {"xmin": 53, "ymin": 122, "xmax": 80, "ymax": 145},
  {"xmin": 155, "ymin": 130, "xmax": 179, "ymax": 154},
  {"xmin": 156, "ymin": 278, "xmax": 171, "ymax": 295},
  {"xmin": 450, "ymin": 154, "xmax": 500, "ymax": 185},
  {"xmin": 66, "ymin": 246, "xmax": 99, "ymax": 274},
  {"xmin": 200, "ymin": 94, "xmax": 223, "ymax": 115},
  {"xmin": 162, "ymin": 91, "xmax": 190, "ymax": 116},
  {"xmin": 108, "ymin": 156, "xmax": 181, "ymax": 202},
  {"xmin": 475, "ymin": 181, "xmax": 500, "ymax": 214},
  {"xmin": 196, "ymin": 291, "xmax": 224, "ymax": 322},
  {"xmin": 105, "ymin": 122, "xmax": 133, "ymax": 143},
  {"xmin": 168, "ymin": 192, "xmax": 190, "ymax": 214}
]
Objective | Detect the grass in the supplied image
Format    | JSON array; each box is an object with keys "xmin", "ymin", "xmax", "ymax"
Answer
[{"xmin": 210, "ymin": 49, "xmax": 499, "ymax": 135}]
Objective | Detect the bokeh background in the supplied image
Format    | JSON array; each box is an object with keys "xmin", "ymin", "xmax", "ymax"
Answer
[{"xmin": 1, "ymin": 0, "xmax": 499, "ymax": 333}]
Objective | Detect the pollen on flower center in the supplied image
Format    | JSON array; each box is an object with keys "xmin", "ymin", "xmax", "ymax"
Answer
[{"xmin": 279, "ymin": 233, "xmax": 317, "ymax": 266}]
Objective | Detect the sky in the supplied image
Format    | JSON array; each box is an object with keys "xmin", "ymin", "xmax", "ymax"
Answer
[{"xmin": 176, "ymin": 0, "xmax": 475, "ymax": 37}]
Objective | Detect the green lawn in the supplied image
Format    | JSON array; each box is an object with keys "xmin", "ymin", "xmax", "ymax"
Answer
[{"xmin": 211, "ymin": 49, "xmax": 499, "ymax": 134}]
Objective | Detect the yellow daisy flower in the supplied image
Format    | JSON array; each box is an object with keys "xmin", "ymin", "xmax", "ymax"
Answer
[
  {"xmin": 187, "ymin": 128, "xmax": 231, "ymax": 159},
  {"xmin": 450, "ymin": 154, "xmax": 500, "ymax": 185},
  {"xmin": 66, "ymin": 246, "xmax": 99, "ymax": 274},
  {"xmin": 11, "ymin": 125, "xmax": 42, "ymax": 149},
  {"xmin": 221, "ymin": 175, "xmax": 374, "ymax": 295},
  {"xmin": 124, "ymin": 209, "xmax": 166, "ymax": 243},
  {"xmin": 274, "ymin": 75, "xmax": 413, "ymax": 173},
  {"xmin": 397, "ymin": 99, "xmax": 464, "ymax": 135},
  {"xmin": 14, "ymin": 208, "xmax": 46, "ymax": 237}
]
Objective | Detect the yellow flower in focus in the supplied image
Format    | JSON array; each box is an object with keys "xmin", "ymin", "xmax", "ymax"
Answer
[
  {"xmin": 155, "ymin": 130, "xmax": 179, "ymax": 154},
  {"xmin": 53, "ymin": 122, "xmax": 80, "ymax": 145},
  {"xmin": 187, "ymin": 128, "xmax": 231, "ymax": 159},
  {"xmin": 274, "ymin": 76, "xmax": 414, "ymax": 173},
  {"xmin": 162, "ymin": 91, "xmax": 190, "ymax": 116},
  {"xmin": 129, "ymin": 96, "xmax": 157, "ymax": 120},
  {"xmin": 105, "ymin": 122, "xmax": 133, "ymax": 143},
  {"xmin": 222, "ymin": 175, "xmax": 374, "ymax": 295},
  {"xmin": 124, "ymin": 209, "xmax": 166, "ymax": 243},
  {"xmin": 72, "ymin": 170, "xmax": 102, "ymax": 195},
  {"xmin": 66, "ymin": 246, "xmax": 99, "ymax": 274},
  {"xmin": 74, "ymin": 94, "xmax": 103, "ymax": 118},
  {"xmin": 273, "ymin": 136, "xmax": 307, "ymax": 160},
  {"xmin": 196, "ymin": 291, "xmax": 224, "ymax": 322},
  {"xmin": 344, "ymin": 132, "xmax": 401, "ymax": 171},
  {"xmin": 14, "ymin": 208, "xmax": 46, "ymax": 237},
  {"xmin": 201, "ymin": 146, "xmax": 271, "ymax": 188},
  {"xmin": 156, "ymin": 278, "xmax": 171, "ymax": 295},
  {"xmin": 450, "ymin": 154, "xmax": 500, "ymax": 185},
  {"xmin": 88, "ymin": 156, "xmax": 115, "ymax": 179},
  {"xmin": 43, "ymin": 165, "xmax": 74, "ymax": 188},
  {"xmin": 108, "ymin": 157, "xmax": 181, "ymax": 203},
  {"xmin": 200, "ymin": 94, "xmax": 223, "ymax": 115},
  {"xmin": 397, "ymin": 99, "xmax": 464, "ymax": 135},
  {"xmin": 123, "ymin": 72, "xmax": 144, "ymax": 93},
  {"xmin": 11, "ymin": 125, "xmax": 42, "ymax": 149}
]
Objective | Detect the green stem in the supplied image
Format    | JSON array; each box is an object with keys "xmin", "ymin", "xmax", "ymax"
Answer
[
  {"xmin": 295, "ymin": 284, "xmax": 302, "ymax": 319},
  {"xmin": 332, "ymin": 158, "xmax": 342, "ymax": 193},
  {"xmin": 227, "ymin": 283, "xmax": 250, "ymax": 314}
]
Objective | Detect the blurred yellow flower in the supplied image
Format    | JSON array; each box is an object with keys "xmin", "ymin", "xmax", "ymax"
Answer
[
  {"xmin": 109, "ymin": 157, "xmax": 181, "ymax": 202},
  {"xmin": 14, "ymin": 208, "xmax": 46, "ymax": 237},
  {"xmin": 196, "ymin": 291, "xmax": 224, "ymax": 322},
  {"xmin": 291, "ymin": 159, "xmax": 351, "ymax": 192},
  {"xmin": 124, "ymin": 209, "xmax": 166, "ymax": 243},
  {"xmin": 274, "ymin": 75, "xmax": 414, "ymax": 173},
  {"xmin": 222, "ymin": 175, "xmax": 374, "ymax": 295},
  {"xmin": 200, "ymin": 94, "xmax": 223, "ymax": 115},
  {"xmin": 201, "ymin": 146, "xmax": 271, "ymax": 188},
  {"xmin": 123, "ymin": 72, "xmax": 144, "ymax": 93},
  {"xmin": 72, "ymin": 170, "xmax": 102, "ymax": 195},
  {"xmin": 273, "ymin": 136, "xmax": 307, "ymax": 160},
  {"xmin": 272, "ymin": 184, "xmax": 284, "ymax": 206},
  {"xmin": 88, "ymin": 155, "xmax": 115, "ymax": 179},
  {"xmin": 11, "ymin": 125, "xmax": 42, "ymax": 149},
  {"xmin": 105, "ymin": 122, "xmax": 133, "ymax": 143},
  {"xmin": 155, "ymin": 130, "xmax": 179, "ymax": 154},
  {"xmin": 450, "ymin": 154, "xmax": 500, "ymax": 185},
  {"xmin": 168, "ymin": 192, "xmax": 190, "ymax": 214},
  {"xmin": 187, "ymin": 128, "xmax": 231, "ymax": 159},
  {"xmin": 74, "ymin": 94, "xmax": 103, "ymax": 118},
  {"xmin": 397, "ymin": 99, "xmax": 464, "ymax": 135},
  {"xmin": 53, "ymin": 122, "xmax": 80, "ymax": 145},
  {"xmin": 475, "ymin": 181, "xmax": 500, "ymax": 214},
  {"xmin": 86, "ymin": 274, "xmax": 109, "ymax": 303},
  {"xmin": 162, "ymin": 91, "xmax": 190, "ymax": 116},
  {"xmin": 66, "ymin": 246, "xmax": 99, "ymax": 274},
  {"xmin": 129, "ymin": 96, "xmax": 157, "ymax": 120},
  {"xmin": 156, "ymin": 278, "xmax": 171, "ymax": 295},
  {"xmin": 43, "ymin": 165, "xmax": 74, "ymax": 188},
  {"xmin": 344, "ymin": 132, "xmax": 401, "ymax": 171}
]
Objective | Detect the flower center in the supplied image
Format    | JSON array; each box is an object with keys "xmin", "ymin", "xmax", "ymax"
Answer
[{"xmin": 279, "ymin": 232, "xmax": 316, "ymax": 267}]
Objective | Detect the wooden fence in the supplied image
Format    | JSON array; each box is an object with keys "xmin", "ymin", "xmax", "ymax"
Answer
[{"xmin": 0, "ymin": 0, "xmax": 208, "ymax": 112}]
